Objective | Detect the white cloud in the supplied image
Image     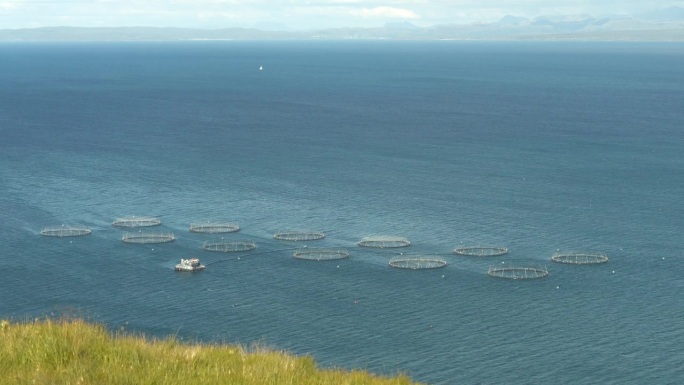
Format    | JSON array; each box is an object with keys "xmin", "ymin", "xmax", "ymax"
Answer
[
  {"xmin": 0, "ymin": 0, "xmax": 681, "ymax": 29},
  {"xmin": 349, "ymin": 6, "xmax": 420, "ymax": 19},
  {"xmin": 196, "ymin": 11, "xmax": 240, "ymax": 20},
  {"xmin": 0, "ymin": 1, "xmax": 20, "ymax": 11}
]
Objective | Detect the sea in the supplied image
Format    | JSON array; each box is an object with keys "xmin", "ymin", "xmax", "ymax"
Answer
[{"xmin": 0, "ymin": 40, "xmax": 683, "ymax": 384}]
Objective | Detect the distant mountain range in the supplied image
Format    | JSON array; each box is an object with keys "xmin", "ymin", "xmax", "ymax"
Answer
[{"xmin": 2, "ymin": 7, "xmax": 684, "ymax": 41}]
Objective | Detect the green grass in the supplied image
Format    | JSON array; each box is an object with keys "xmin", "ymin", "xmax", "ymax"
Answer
[{"xmin": 0, "ymin": 318, "xmax": 423, "ymax": 385}]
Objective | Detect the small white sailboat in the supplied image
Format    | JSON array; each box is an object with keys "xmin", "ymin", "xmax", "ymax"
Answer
[{"xmin": 259, "ymin": 65, "xmax": 263, "ymax": 71}]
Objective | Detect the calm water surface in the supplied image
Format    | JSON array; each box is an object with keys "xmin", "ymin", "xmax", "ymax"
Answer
[{"xmin": 0, "ymin": 41, "xmax": 683, "ymax": 384}]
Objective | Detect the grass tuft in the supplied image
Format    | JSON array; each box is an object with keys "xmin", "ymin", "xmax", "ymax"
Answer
[{"xmin": 0, "ymin": 318, "xmax": 423, "ymax": 385}]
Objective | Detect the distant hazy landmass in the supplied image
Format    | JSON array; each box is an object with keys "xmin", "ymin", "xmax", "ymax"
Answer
[{"xmin": 2, "ymin": 7, "xmax": 684, "ymax": 41}]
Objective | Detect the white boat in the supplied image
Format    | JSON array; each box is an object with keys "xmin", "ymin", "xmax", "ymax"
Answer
[{"xmin": 175, "ymin": 258, "xmax": 205, "ymax": 272}]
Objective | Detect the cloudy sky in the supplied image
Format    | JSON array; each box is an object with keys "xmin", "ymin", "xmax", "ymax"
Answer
[{"xmin": 1, "ymin": 0, "xmax": 682, "ymax": 30}]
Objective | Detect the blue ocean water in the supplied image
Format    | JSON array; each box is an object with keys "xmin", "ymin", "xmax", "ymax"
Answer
[{"xmin": 1, "ymin": 41, "xmax": 683, "ymax": 384}]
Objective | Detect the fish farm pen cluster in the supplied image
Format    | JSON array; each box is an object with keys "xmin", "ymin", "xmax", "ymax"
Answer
[
  {"xmin": 189, "ymin": 222, "xmax": 240, "ymax": 233},
  {"xmin": 40, "ymin": 225, "xmax": 92, "ymax": 237},
  {"xmin": 203, "ymin": 240, "xmax": 257, "ymax": 253},
  {"xmin": 454, "ymin": 246, "xmax": 509, "ymax": 257},
  {"xmin": 112, "ymin": 216, "xmax": 161, "ymax": 228},
  {"xmin": 274, "ymin": 231, "xmax": 326, "ymax": 241},
  {"xmin": 487, "ymin": 265, "xmax": 549, "ymax": 280},
  {"xmin": 122, "ymin": 232, "xmax": 176, "ymax": 244},
  {"xmin": 389, "ymin": 256, "xmax": 448, "ymax": 270},
  {"xmin": 551, "ymin": 252, "xmax": 609, "ymax": 265},
  {"xmin": 39, "ymin": 215, "xmax": 612, "ymax": 281},
  {"xmin": 293, "ymin": 248, "xmax": 350, "ymax": 261},
  {"xmin": 358, "ymin": 236, "xmax": 411, "ymax": 248}
]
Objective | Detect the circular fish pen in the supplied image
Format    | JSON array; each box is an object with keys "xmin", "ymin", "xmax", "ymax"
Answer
[
  {"xmin": 454, "ymin": 246, "xmax": 508, "ymax": 257},
  {"xmin": 203, "ymin": 240, "xmax": 256, "ymax": 253},
  {"xmin": 293, "ymin": 248, "xmax": 350, "ymax": 261},
  {"xmin": 189, "ymin": 222, "xmax": 240, "ymax": 233},
  {"xmin": 122, "ymin": 232, "xmax": 175, "ymax": 244},
  {"xmin": 40, "ymin": 226, "xmax": 92, "ymax": 237},
  {"xmin": 358, "ymin": 236, "xmax": 410, "ymax": 248},
  {"xmin": 389, "ymin": 257, "xmax": 447, "ymax": 270},
  {"xmin": 112, "ymin": 216, "xmax": 161, "ymax": 228},
  {"xmin": 273, "ymin": 231, "xmax": 325, "ymax": 241},
  {"xmin": 488, "ymin": 265, "xmax": 548, "ymax": 280},
  {"xmin": 551, "ymin": 252, "xmax": 609, "ymax": 265}
]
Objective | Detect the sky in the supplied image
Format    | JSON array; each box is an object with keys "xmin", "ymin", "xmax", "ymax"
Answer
[{"xmin": 1, "ymin": 0, "xmax": 683, "ymax": 30}]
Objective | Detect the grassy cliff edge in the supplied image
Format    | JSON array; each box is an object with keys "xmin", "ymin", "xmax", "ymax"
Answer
[{"xmin": 0, "ymin": 318, "xmax": 423, "ymax": 385}]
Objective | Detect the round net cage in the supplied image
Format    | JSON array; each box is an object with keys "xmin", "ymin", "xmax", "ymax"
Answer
[
  {"xmin": 358, "ymin": 236, "xmax": 410, "ymax": 248},
  {"xmin": 112, "ymin": 216, "xmax": 161, "ymax": 228},
  {"xmin": 551, "ymin": 252, "xmax": 609, "ymax": 265},
  {"xmin": 273, "ymin": 231, "xmax": 325, "ymax": 241},
  {"xmin": 40, "ymin": 226, "xmax": 92, "ymax": 237},
  {"xmin": 488, "ymin": 265, "xmax": 549, "ymax": 280},
  {"xmin": 293, "ymin": 248, "xmax": 350, "ymax": 261},
  {"xmin": 389, "ymin": 257, "xmax": 447, "ymax": 270},
  {"xmin": 203, "ymin": 240, "xmax": 256, "ymax": 253},
  {"xmin": 189, "ymin": 222, "xmax": 240, "ymax": 233},
  {"xmin": 454, "ymin": 246, "xmax": 508, "ymax": 257},
  {"xmin": 122, "ymin": 232, "xmax": 175, "ymax": 244}
]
